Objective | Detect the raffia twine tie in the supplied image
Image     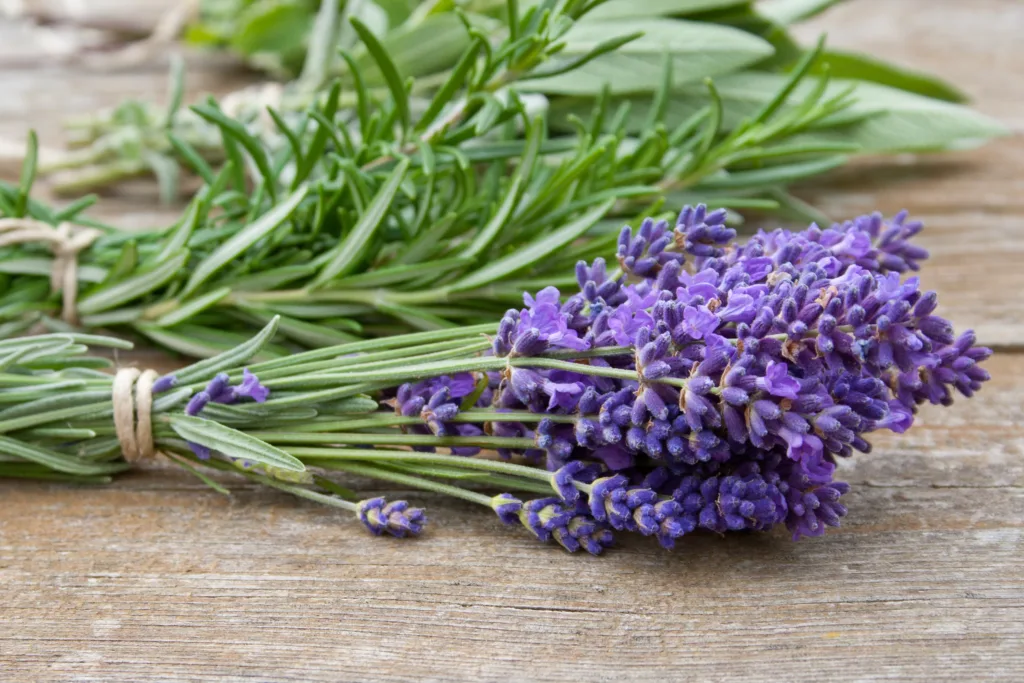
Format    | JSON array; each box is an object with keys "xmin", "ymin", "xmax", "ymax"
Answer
[
  {"xmin": 0, "ymin": 218, "xmax": 101, "ymax": 325},
  {"xmin": 112, "ymin": 368, "xmax": 160, "ymax": 464}
]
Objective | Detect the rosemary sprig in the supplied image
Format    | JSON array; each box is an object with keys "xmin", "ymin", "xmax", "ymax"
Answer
[
  {"xmin": 1, "ymin": 0, "xmax": 1006, "ymax": 358},
  {"xmin": 41, "ymin": 0, "xmax": 1001, "ymax": 197},
  {"xmin": 3, "ymin": 4, "xmax": 847, "ymax": 355}
]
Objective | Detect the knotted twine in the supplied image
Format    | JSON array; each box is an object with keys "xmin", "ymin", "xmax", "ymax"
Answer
[
  {"xmin": 0, "ymin": 217, "xmax": 101, "ymax": 325},
  {"xmin": 112, "ymin": 368, "xmax": 160, "ymax": 464}
]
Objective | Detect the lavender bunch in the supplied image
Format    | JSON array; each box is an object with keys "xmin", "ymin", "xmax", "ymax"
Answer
[
  {"xmin": 0, "ymin": 206, "xmax": 991, "ymax": 555},
  {"xmin": 371, "ymin": 204, "xmax": 990, "ymax": 548}
]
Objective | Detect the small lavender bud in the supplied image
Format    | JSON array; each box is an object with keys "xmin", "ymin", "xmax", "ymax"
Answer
[
  {"xmin": 152, "ymin": 374, "xmax": 178, "ymax": 394},
  {"xmin": 490, "ymin": 493, "xmax": 523, "ymax": 525},
  {"xmin": 358, "ymin": 497, "xmax": 426, "ymax": 538}
]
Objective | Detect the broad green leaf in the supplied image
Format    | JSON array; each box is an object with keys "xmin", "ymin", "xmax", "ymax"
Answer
[
  {"xmin": 722, "ymin": 73, "xmax": 1007, "ymax": 151},
  {"xmin": 521, "ymin": 19, "xmax": 774, "ymax": 94},
  {"xmin": 353, "ymin": 13, "xmax": 478, "ymax": 87},
  {"xmin": 813, "ymin": 49, "xmax": 968, "ymax": 103},
  {"xmin": 758, "ymin": 0, "xmax": 843, "ymax": 26},
  {"xmin": 313, "ymin": 158, "xmax": 410, "ymax": 286},
  {"xmin": 230, "ymin": 0, "xmax": 312, "ymax": 58},
  {"xmin": 169, "ymin": 415, "xmax": 306, "ymax": 472},
  {"xmin": 452, "ymin": 198, "xmax": 614, "ymax": 291},
  {"xmin": 551, "ymin": 72, "xmax": 1007, "ymax": 152},
  {"xmin": 181, "ymin": 185, "xmax": 309, "ymax": 298},
  {"xmin": 587, "ymin": 0, "xmax": 748, "ymax": 19},
  {"xmin": 77, "ymin": 250, "xmax": 189, "ymax": 315},
  {"xmin": 691, "ymin": 155, "xmax": 848, "ymax": 191}
]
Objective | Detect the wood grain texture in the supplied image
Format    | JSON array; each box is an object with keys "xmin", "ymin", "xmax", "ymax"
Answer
[{"xmin": 1, "ymin": 1, "xmax": 1023, "ymax": 681}]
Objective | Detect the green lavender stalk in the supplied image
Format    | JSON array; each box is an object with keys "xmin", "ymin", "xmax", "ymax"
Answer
[{"xmin": 0, "ymin": 319, "xmax": 611, "ymax": 546}]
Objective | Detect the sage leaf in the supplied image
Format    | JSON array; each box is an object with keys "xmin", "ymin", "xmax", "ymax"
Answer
[
  {"xmin": 587, "ymin": 0, "xmax": 748, "ymax": 19},
  {"xmin": 813, "ymin": 49, "xmax": 968, "ymax": 103},
  {"xmin": 522, "ymin": 19, "xmax": 773, "ymax": 94},
  {"xmin": 169, "ymin": 415, "xmax": 306, "ymax": 472}
]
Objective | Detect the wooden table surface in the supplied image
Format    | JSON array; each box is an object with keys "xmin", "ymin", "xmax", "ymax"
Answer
[{"xmin": 1, "ymin": 1, "xmax": 1022, "ymax": 680}]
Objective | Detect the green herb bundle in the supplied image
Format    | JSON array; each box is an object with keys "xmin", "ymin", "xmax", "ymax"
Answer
[
  {"xmin": 0, "ymin": 320, "xmax": 609, "ymax": 548},
  {"xmin": 1, "ymin": 0, "xmax": 1005, "ymax": 360}
]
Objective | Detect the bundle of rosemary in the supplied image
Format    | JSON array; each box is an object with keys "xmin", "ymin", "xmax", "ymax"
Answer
[
  {"xmin": 0, "ymin": 1, "xmax": 1005, "ymax": 359},
  {"xmin": 0, "ymin": 205, "xmax": 992, "ymax": 553}
]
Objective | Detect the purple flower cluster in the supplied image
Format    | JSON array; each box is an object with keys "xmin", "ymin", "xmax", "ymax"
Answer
[
  {"xmin": 162, "ymin": 369, "xmax": 270, "ymax": 460},
  {"xmin": 358, "ymin": 497, "xmax": 426, "ymax": 537},
  {"xmin": 397, "ymin": 205, "xmax": 991, "ymax": 550},
  {"xmin": 390, "ymin": 373, "xmax": 489, "ymax": 455},
  {"xmin": 489, "ymin": 493, "xmax": 614, "ymax": 555}
]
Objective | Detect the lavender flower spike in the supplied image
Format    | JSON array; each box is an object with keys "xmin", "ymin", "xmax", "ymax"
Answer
[
  {"xmin": 152, "ymin": 374, "xmax": 178, "ymax": 394},
  {"xmin": 358, "ymin": 497, "xmax": 426, "ymax": 538}
]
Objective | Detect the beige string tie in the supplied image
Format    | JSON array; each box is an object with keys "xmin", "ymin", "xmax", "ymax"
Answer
[
  {"xmin": 112, "ymin": 368, "xmax": 160, "ymax": 464},
  {"xmin": 0, "ymin": 217, "xmax": 101, "ymax": 325}
]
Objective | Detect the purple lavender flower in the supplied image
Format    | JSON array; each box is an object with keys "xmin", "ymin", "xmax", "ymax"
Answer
[
  {"xmin": 674, "ymin": 204, "xmax": 734, "ymax": 261},
  {"xmin": 236, "ymin": 369, "xmax": 270, "ymax": 402},
  {"xmin": 181, "ymin": 371, "xmax": 272, "ymax": 460},
  {"xmin": 152, "ymin": 374, "xmax": 178, "ymax": 394},
  {"xmin": 782, "ymin": 467, "xmax": 849, "ymax": 541},
  {"xmin": 358, "ymin": 497, "xmax": 426, "ymax": 538},
  {"xmin": 512, "ymin": 496, "xmax": 613, "ymax": 554},
  {"xmin": 555, "ymin": 510, "xmax": 614, "ymax": 555},
  {"xmin": 185, "ymin": 391, "xmax": 211, "ymax": 417},
  {"xmin": 617, "ymin": 217, "xmax": 682, "ymax": 277},
  {"xmin": 552, "ymin": 461, "xmax": 589, "ymax": 504},
  {"xmin": 490, "ymin": 493, "xmax": 523, "ymax": 525},
  {"xmin": 577, "ymin": 257, "xmax": 627, "ymax": 306},
  {"xmin": 516, "ymin": 287, "xmax": 590, "ymax": 354},
  {"xmin": 519, "ymin": 497, "xmax": 573, "ymax": 542},
  {"xmin": 393, "ymin": 205, "xmax": 989, "ymax": 547}
]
